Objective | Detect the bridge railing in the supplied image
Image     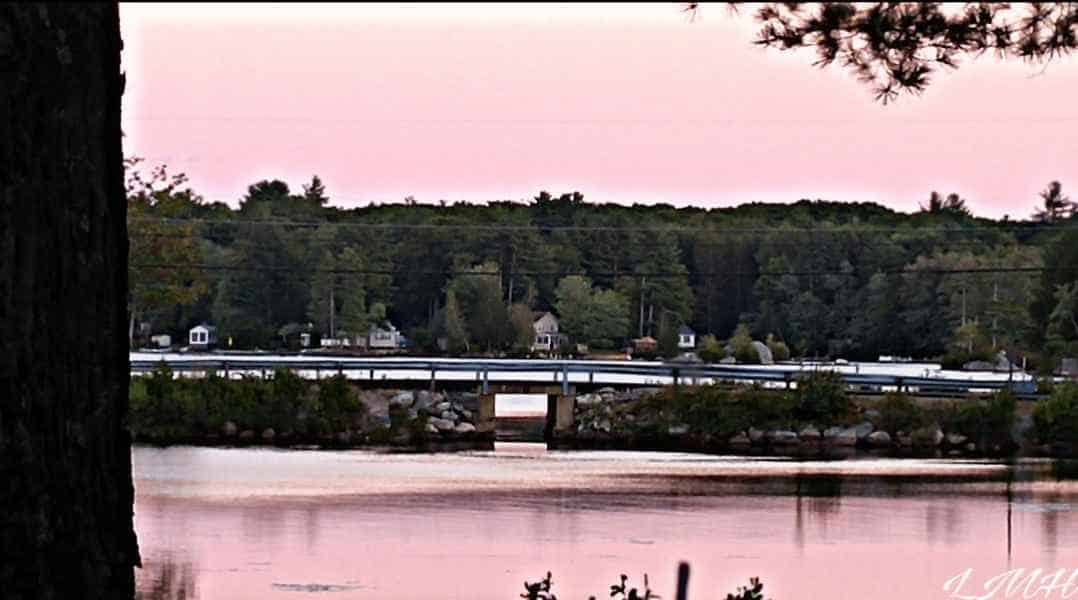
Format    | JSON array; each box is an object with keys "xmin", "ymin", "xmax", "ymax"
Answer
[{"xmin": 130, "ymin": 356, "xmax": 1038, "ymax": 396}]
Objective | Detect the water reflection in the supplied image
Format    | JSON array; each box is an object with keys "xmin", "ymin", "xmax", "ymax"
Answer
[
  {"xmin": 133, "ymin": 445, "xmax": 1078, "ymax": 600},
  {"xmin": 136, "ymin": 556, "xmax": 196, "ymax": 600}
]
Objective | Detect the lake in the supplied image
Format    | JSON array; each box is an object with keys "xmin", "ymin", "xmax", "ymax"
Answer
[{"xmin": 133, "ymin": 444, "xmax": 1078, "ymax": 600}]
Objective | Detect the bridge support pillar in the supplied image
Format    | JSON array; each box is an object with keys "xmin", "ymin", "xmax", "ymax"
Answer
[
  {"xmin": 545, "ymin": 393, "xmax": 576, "ymax": 443},
  {"xmin": 477, "ymin": 393, "xmax": 496, "ymax": 434}
]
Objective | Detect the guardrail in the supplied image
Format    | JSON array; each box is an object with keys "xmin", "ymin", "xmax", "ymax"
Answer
[{"xmin": 130, "ymin": 356, "xmax": 1039, "ymax": 396}]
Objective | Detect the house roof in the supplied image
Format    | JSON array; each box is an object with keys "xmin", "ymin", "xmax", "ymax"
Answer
[
  {"xmin": 678, "ymin": 324, "xmax": 695, "ymax": 335},
  {"xmin": 633, "ymin": 336, "xmax": 657, "ymax": 344},
  {"xmin": 533, "ymin": 311, "xmax": 557, "ymax": 323},
  {"xmin": 191, "ymin": 324, "xmax": 216, "ymax": 332}
]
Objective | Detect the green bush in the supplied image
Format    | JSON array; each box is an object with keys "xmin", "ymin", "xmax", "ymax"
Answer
[
  {"xmin": 876, "ymin": 393, "xmax": 928, "ymax": 434},
  {"xmin": 697, "ymin": 334, "xmax": 724, "ymax": 363},
  {"xmin": 128, "ymin": 368, "xmax": 368, "ymax": 442},
  {"xmin": 793, "ymin": 370, "xmax": 851, "ymax": 424},
  {"xmin": 765, "ymin": 333, "xmax": 790, "ymax": 361},
  {"xmin": 1033, "ymin": 383, "xmax": 1078, "ymax": 445},
  {"xmin": 728, "ymin": 324, "xmax": 758, "ymax": 364},
  {"xmin": 935, "ymin": 391, "xmax": 1017, "ymax": 449}
]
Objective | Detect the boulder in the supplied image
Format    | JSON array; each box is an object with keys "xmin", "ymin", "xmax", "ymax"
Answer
[
  {"xmin": 867, "ymin": 431, "xmax": 892, "ymax": 447},
  {"xmin": 728, "ymin": 432, "xmax": 751, "ymax": 447},
  {"xmin": 576, "ymin": 393, "xmax": 603, "ymax": 406},
  {"xmin": 460, "ymin": 409, "xmax": 473, "ymax": 420},
  {"xmin": 238, "ymin": 429, "xmax": 255, "ymax": 441},
  {"xmin": 261, "ymin": 428, "xmax": 276, "ymax": 441},
  {"xmin": 864, "ymin": 409, "xmax": 882, "ymax": 422},
  {"xmin": 668, "ymin": 424, "xmax": 689, "ymax": 436},
  {"xmin": 766, "ymin": 430, "xmax": 799, "ymax": 445},
  {"xmin": 798, "ymin": 426, "xmax": 822, "ymax": 441},
  {"xmin": 946, "ymin": 433, "xmax": 968, "ymax": 446},
  {"xmin": 750, "ymin": 341, "xmax": 774, "ymax": 365},
  {"xmin": 964, "ymin": 442, "xmax": 977, "ymax": 452},
  {"xmin": 389, "ymin": 391, "xmax": 415, "ymax": 407},
  {"xmin": 853, "ymin": 421, "xmax": 875, "ymax": 440},
  {"xmin": 221, "ymin": 421, "xmax": 238, "ymax": 437},
  {"xmin": 597, "ymin": 387, "xmax": 616, "ymax": 394},
  {"xmin": 425, "ymin": 423, "xmax": 439, "ymax": 434},
  {"xmin": 911, "ymin": 426, "xmax": 944, "ymax": 447},
  {"xmin": 719, "ymin": 356, "xmax": 737, "ymax": 364},
  {"xmin": 440, "ymin": 410, "xmax": 457, "ymax": 422},
  {"xmin": 453, "ymin": 422, "xmax": 476, "ymax": 434},
  {"xmin": 413, "ymin": 391, "xmax": 434, "ymax": 411},
  {"xmin": 431, "ymin": 418, "xmax": 455, "ymax": 432},
  {"xmin": 335, "ymin": 431, "xmax": 352, "ymax": 444},
  {"xmin": 748, "ymin": 427, "xmax": 766, "ymax": 444},
  {"xmin": 963, "ymin": 360, "xmax": 996, "ymax": 371},
  {"xmin": 407, "ymin": 408, "xmax": 418, "ymax": 421},
  {"xmin": 597, "ymin": 418, "xmax": 612, "ymax": 433},
  {"xmin": 896, "ymin": 433, "xmax": 912, "ymax": 447},
  {"xmin": 831, "ymin": 428, "xmax": 859, "ymax": 446},
  {"xmin": 370, "ymin": 413, "xmax": 392, "ymax": 429},
  {"xmin": 452, "ymin": 402, "xmax": 464, "ymax": 412},
  {"xmin": 434, "ymin": 401, "xmax": 452, "ymax": 413},
  {"xmin": 822, "ymin": 426, "xmax": 842, "ymax": 439}
]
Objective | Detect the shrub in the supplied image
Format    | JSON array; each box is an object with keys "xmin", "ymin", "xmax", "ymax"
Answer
[
  {"xmin": 935, "ymin": 391, "xmax": 1017, "ymax": 450},
  {"xmin": 794, "ymin": 370, "xmax": 851, "ymax": 424},
  {"xmin": 737, "ymin": 384, "xmax": 798, "ymax": 430},
  {"xmin": 698, "ymin": 334, "xmax": 724, "ymax": 363},
  {"xmin": 876, "ymin": 393, "xmax": 928, "ymax": 434},
  {"xmin": 317, "ymin": 375, "xmax": 366, "ymax": 433},
  {"xmin": 765, "ymin": 333, "xmax": 790, "ymax": 361},
  {"xmin": 729, "ymin": 324, "xmax": 758, "ymax": 364},
  {"xmin": 1033, "ymin": 383, "xmax": 1078, "ymax": 445}
]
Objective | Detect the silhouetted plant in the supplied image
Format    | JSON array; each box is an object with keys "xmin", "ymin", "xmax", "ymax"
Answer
[
  {"xmin": 521, "ymin": 571, "xmax": 556, "ymax": 600},
  {"xmin": 724, "ymin": 577, "xmax": 767, "ymax": 600},
  {"xmin": 609, "ymin": 573, "xmax": 659, "ymax": 600},
  {"xmin": 521, "ymin": 568, "xmax": 768, "ymax": 600}
]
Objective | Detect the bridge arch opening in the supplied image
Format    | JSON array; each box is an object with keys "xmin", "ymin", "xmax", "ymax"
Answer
[{"xmin": 493, "ymin": 394, "xmax": 548, "ymax": 442}]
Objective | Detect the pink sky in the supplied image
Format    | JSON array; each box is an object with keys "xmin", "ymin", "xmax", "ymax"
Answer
[{"xmin": 119, "ymin": 3, "xmax": 1078, "ymax": 219}]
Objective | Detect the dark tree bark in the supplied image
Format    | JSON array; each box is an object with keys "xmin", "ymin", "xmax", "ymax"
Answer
[{"xmin": 0, "ymin": 3, "xmax": 138, "ymax": 599}]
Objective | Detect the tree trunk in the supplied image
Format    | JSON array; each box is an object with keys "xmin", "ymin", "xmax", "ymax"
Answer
[{"xmin": 0, "ymin": 4, "xmax": 138, "ymax": 599}]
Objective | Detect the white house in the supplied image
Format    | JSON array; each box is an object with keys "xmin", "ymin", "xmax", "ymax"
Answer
[
  {"xmin": 188, "ymin": 324, "xmax": 217, "ymax": 350},
  {"xmin": 532, "ymin": 312, "xmax": 566, "ymax": 353},
  {"xmin": 150, "ymin": 334, "xmax": 171, "ymax": 349},
  {"xmin": 367, "ymin": 322, "xmax": 402, "ymax": 351},
  {"xmin": 678, "ymin": 324, "xmax": 696, "ymax": 350}
]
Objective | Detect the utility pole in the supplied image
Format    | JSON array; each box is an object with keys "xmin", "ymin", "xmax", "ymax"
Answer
[
  {"xmin": 638, "ymin": 276, "xmax": 646, "ymax": 337},
  {"xmin": 329, "ymin": 287, "xmax": 335, "ymax": 338}
]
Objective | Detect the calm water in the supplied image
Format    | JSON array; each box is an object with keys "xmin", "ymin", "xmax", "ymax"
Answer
[{"xmin": 133, "ymin": 444, "xmax": 1078, "ymax": 600}]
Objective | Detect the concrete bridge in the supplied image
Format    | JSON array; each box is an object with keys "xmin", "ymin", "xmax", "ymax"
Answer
[
  {"xmin": 130, "ymin": 353, "xmax": 1037, "ymax": 395},
  {"xmin": 131, "ymin": 354, "xmax": 1040, "ymax": 443}
]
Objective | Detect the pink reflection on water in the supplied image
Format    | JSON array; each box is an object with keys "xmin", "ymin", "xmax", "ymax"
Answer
[{"xmin": 133, "ymin": 445, "xmax": 1078, "ymax": 600}]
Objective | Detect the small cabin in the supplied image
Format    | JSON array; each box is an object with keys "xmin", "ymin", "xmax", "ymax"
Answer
[
  {"xmin": 189, "ymin": 324, "xmax": 217, "ymax": 350},
  {"xmin": 677, "ymin": 325, "xmax": 696, "ymax": 350}
]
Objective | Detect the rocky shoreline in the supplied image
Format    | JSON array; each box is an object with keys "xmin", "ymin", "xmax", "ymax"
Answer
[
  {"xmin": 131, "ymin": 388, "xmax": 494, "ymax": 450},
  {"xmin": 557, "ymin": 387, "xmax": 1075, "ymax": 458}
]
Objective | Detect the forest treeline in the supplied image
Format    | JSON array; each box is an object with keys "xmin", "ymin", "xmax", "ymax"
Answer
[{"xmin": 127, "ymin": 160, "xmax": 1078, "ymax": 371}]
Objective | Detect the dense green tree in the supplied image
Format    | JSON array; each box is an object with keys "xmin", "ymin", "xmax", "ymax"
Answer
[{"xmin": 554, "ymin": 275, "xmax": 630, "ymax": 350}]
